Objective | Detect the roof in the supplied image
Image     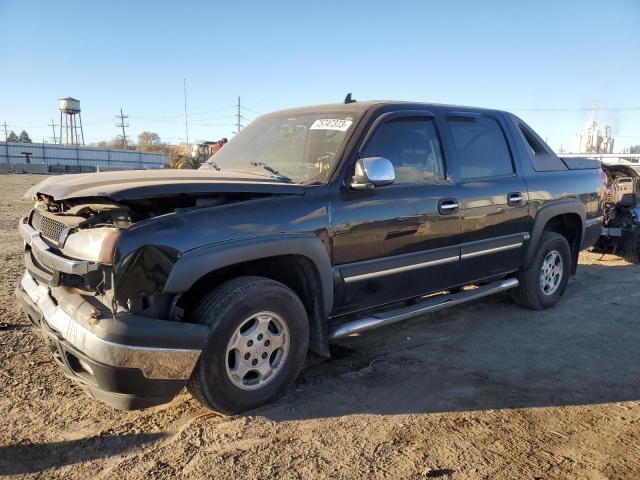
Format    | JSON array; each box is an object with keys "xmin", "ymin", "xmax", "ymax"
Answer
[
  {"xmin": 261, "ymin": 100, "xmax": 507, "ymax": 118},
  {"xmin": 261, "ymin": 101, "xmax": 383, "ymax": 117}
]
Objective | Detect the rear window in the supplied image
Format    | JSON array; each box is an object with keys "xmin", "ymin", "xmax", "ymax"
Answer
[{"xmin": 447, "ymin": 116, "xmax": 514, "ymax": 180}]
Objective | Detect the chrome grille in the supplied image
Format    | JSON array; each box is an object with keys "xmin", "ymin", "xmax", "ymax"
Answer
[{"xmin": 31, "ymin": 209, "xmax": 67, "ymax": 242}]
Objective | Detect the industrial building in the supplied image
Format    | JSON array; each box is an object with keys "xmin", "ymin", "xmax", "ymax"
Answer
[{"xmin": 575, "ymin": 102, "xmax": 615, "ymax": 154}]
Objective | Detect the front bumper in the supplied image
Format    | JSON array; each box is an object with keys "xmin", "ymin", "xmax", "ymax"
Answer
[
  {"xmin": 19, "ymin": 218, "xmax": 97, "ymax": 275},
  {"xmin": 17, "ymin": 271, "xmax": 208, "ymax": 409}
]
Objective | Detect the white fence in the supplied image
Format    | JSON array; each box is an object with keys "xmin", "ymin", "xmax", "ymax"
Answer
[{"xmin": 0, "ymin": 141, "xmax": 169, "ymax": 169}]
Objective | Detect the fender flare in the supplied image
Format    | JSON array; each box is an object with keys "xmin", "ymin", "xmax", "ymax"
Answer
[
  {"xmin": 525, "ymin": 199, "xmax": 586, "ymax": 267},
  {"xmin": 162, "ymin": 234, "xmax": 334, "ymax": 315}
]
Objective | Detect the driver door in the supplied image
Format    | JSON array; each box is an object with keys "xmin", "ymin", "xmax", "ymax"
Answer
[{"xmin": 330, "ymin": 112, "xmax": 461, "ymax": 315}]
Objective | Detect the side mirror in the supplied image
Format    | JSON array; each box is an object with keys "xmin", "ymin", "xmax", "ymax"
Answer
[{"xmin": 351, "ymin": 157, "xmax": 395, "ymax": 190}]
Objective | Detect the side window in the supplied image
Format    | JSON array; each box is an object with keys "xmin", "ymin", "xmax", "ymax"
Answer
[
  {"xmin": 447, "ymin": 116, "xmax": 514, "ymax": 180},
  {"xmin": 362, "ymin": 117, "xmax": 445, "ymax": 183},
  {"xmin": 519, "ymin": 123, "xmax": 547, "ymax": 157},
  {"xmin": 517, "ymin": 121, "xmax": 567, "ymax": 172}
]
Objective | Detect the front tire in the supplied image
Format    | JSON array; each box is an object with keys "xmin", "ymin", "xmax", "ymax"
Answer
[
  {"xmin": 513, "ymin": 231, "xmax": 572, "ymax": 310},
  {"xmin": 187, "ymin": 276, "xmax": 309, "ymax": 414}
]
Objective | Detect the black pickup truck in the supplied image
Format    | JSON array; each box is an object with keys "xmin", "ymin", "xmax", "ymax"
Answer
[{"xmin": 17, "ymin": 100, "xmax": 605, "ymax": 413}]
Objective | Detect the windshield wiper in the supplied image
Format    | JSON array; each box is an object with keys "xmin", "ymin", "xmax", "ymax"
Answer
[{"xmin": 252, "ymin": 161, "xmax": 292, "ymax": 182}]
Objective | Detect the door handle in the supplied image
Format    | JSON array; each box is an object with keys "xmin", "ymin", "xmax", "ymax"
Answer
[
  {"xmin": 438, "ymin": 198, "xmax": 459, "ymax": 215},
  {"xmin": 507, "ymin": 192, "xmax": 524, "ymax": 206}
]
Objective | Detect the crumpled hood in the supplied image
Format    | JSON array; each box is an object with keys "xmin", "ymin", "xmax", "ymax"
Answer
[{"xmin": 25, "ymin": 169, "xmax": 305, "ymax": 201}]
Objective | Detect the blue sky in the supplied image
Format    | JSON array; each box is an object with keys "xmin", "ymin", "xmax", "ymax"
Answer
[{"xmin": 0, "ymin": 0, "xmax": 638, "ymax": 151}]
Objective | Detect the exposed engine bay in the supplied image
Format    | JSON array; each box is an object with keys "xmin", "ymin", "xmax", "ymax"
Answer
[
  {"xmin": 25, "ymin": 192, "xmax": 271, "ymax": 314},
  {"xmin": 597, "ymin": 164, "xmax": 640, "ymax": 263},
  {"xmin": 33, "ymin": 191, "xmax": 262, "ymax": 232}
]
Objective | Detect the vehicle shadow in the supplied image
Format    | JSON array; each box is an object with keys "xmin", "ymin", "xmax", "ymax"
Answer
[
  {"xmin": 0, "ymin": 432, "xmax": 166, "ymax": 476},
  {"xmin": 257, "ymin": 262, "xmax": 640, "ymax": 421}
]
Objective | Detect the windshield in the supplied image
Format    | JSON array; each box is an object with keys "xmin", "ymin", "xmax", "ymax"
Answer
[{"xmin": 200, "ymin": 111, "xmax": 360, "ymax": 184}]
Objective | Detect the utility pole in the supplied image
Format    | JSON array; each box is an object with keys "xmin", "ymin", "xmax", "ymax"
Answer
[
  {"xmin": 2, "ymin": 121, "xmax": 7, "ymax": 141},
  {"xmin": 183, "ymin": 78, "xmax": 190, "ymax": 145},
  {"xmin": 236, "ymin": 96, "xmax": 244, "ymax": 134},
  {"xmin": 115, "ymin": 108, "xmax": 129, "ymax": 148},
  {"xmin": 48, "ymin": 119, "xmax": 58, "ymax": 143}
]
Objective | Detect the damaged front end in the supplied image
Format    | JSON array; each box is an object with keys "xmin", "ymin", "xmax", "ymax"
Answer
[
  {"xmin": 20, "ymin": 189, "xmax": 263, "ymax": 311},
  {"xmin": 21, "ymin": 197, "xmax": 128, "ymax": 295},
  {"xmin": 16, "ymin": 193, "xmax": 218, "ymax": 409},
  {"xmin": 16, "ymin": 170, "xmax": 306, "ymax": 409}
]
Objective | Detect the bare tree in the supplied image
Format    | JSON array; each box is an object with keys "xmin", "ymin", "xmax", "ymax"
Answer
[{"xmin": 136, "ymin": 131, "xmax": 168, "ymax": 153}]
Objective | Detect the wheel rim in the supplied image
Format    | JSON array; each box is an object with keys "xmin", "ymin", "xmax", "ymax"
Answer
[
  {"xmin": 224, "ymin": 311, "xmax": 290, "ymax": 391},
  {"xmin": 540, "ymin": 250, "xmax": 563, "ymax": 296}
]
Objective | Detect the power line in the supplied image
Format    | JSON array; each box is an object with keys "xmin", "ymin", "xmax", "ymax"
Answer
[
  {"xmin": 510, "ymin": 107, "xmax": 640, "ymax": 112},
  {"xmin": 236, "ymin": 96, "xmax": 245, "ymax": 134},
  {"xmin": 129, "ymin": 115, "xmax": 235, "ymax": 125},
  {"xmin": 166, "ymin": 105, "xmax": 237, "ymax": 119},
  {"xmin": 241, "ymin": 105, "xmax": 263, "ymax": 116},
  {"xmin": 183, "ymin": 78, "xmax": 190, "ymax": 145},
  {"xmin": 546, "ymin": 133, "xmax": 640, "ymax": 138},
  {"xmin": 115, "ymin": 108, "xmax": 129, "ymax": 148},
  {"xmin": 133, "ymin": 105, "xmax": 236, "ymax": 120},
  {"xmin": 189, "ymin": 116, "xmax": 236, "ymax": 123},
  {"xmin": 2, "ymin": 122, "xmax": 7, "ymax": 141},
  {"xmin": 4, "ymin": 100, "xmax": 640, "ymax": 146},
  {"xmin": 241, "ymin": 97, "xmax": 276, "ymax": 110},
  {"xmin": 48, "ymin": 118, "xmax": 58, "ymax": 143},
  {"xmin": 182, "ymin": 122, "xmax": 235, "ymax": 127},
  {"xmin": 81, "ymin": 116, "xmax": 116, "ymax": 126}
]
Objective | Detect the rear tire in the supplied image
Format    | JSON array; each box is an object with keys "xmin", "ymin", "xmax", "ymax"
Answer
[
  {"xmin": 187, "ymin": 276, "xmax": 309, "ymax": 414},
  {"xmin": 513, "ymin": 231, "xmax": 572, "ymax": 310}
]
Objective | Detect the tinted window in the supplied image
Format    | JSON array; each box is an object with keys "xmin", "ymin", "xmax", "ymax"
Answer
[
  {"xmin": 519, "ymin": 123, "xmax": 546, "ymax": 156},
  {"xmin": 447, "ymin": 116, "xmax": 513, "ymax": 179},
  {"xmin": 363, "ymin": 117, "xmax": 445, "ymax": 183},
  {"xmin": 517, "ymin": 121, "xmax": 567, "ymax": 172}
]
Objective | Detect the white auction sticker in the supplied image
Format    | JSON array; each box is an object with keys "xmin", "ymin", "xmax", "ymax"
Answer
[{"xmin": 310, "ymin": 119, "xmax": 353, "ymax": 131}]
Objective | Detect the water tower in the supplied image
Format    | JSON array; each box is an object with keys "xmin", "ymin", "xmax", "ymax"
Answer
[{"xmin": 59, "ymin": 97, "xmax": 85, "ymax": 145}]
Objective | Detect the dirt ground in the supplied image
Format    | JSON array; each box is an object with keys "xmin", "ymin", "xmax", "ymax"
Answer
[{"xmin": 1, "ymin": 174, "xmax": 639, "ymax": 479}]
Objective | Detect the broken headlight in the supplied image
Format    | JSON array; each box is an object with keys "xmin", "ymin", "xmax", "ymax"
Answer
[{"xmin": 61, "ymin": 228, "xmax": 121, "ymax": 265}]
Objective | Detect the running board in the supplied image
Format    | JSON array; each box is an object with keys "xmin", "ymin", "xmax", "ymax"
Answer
[{"xmin": 329, "ymin": 278, "xmax": 519, "ymax": 340}]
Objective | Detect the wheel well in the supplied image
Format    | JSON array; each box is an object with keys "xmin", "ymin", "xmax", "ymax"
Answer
[
  {"xmin": 543, "ymin": 213, "xmax": 582, "ymax": 273},
  {"xmin": 178, "ymin": 255, "xmax": 329, "ymax": 358}
]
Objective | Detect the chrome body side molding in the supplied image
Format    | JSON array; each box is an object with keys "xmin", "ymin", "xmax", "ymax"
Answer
[
  {"xmin": 339, "ymin": 232, "xmax": 529, "ymax": 283},
  {"xmin": 343, "ymin": 255, "xmax": 458, "ymax": 283}
]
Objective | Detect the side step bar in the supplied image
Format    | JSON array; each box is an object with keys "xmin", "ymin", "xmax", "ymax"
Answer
[{"xmin": 329, "ymin": 278, "xmax": 519, "ymax": 340}]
